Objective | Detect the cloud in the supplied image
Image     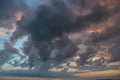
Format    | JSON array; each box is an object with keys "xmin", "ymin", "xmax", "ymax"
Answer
[
  {"xmin": 1, "ymin": 63, "xmax": 29, "ymax": 71},
  {"xmin": 15, "ymin": 0, "xmax": 120, "ymax": 68},
  {"xmin": 109, "ymin": 41, "xmax": 120, "ymax": 62},
  {"xmin": 0, "ymin": 0, "xmax": 27, "ymax": 28},
  {"xmin": 0, "ymin": 41, "xmax": 18, "ymax": 66},
  {"xmin": 92, "ymin": 15, "xmax": 120, "ymax": 43},
  {"xmin": 0, "ymin": 0, "xmax": 28, "ymax": 42},
  {"xmin": 74, "ymin": 70, "xmax": 120, "ymax": 77},
  {"xmin": 0, "ymin": 0, "xmax": 120, "ymax": 70}
]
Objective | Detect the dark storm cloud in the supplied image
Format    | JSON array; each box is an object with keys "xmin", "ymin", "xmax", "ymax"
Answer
[
  {"xmin": 76, "ymin": 45, "xmax": 98, "ymax": 66},
  {"xmin": 50, "ymin": 36, "xmax": 78, "ymax": 62},
  {"xmin": 75, "ymin": 0, "xmax": 120, "ymax": 65},
  {"xmin": 0, "ymin": 0, "xmax": 26, "ymax": 18},
  {"xmin": 0, "ymin": 0, "xmax": 29, "ymax": 42},
  {"xmin": 109, "ymin": 39, "xmax": 120, "ymax": 62},
  {"xmin": 0, "ymin": 0, "xmax": 17, "ymax": 21},
  {"xmin": 19, "ymin": 0, "xmax": 74, "ymax": 41},
  {"xmin": 63, "ymin": 0, "xmax": 87, "ymax": 10},
  {"xmin": 22, "ymin": 38, "xmax": 39, "ymax": 68},
  {"xmin": 76, "ymin": 1, "xmax": 120, "ymax": 26},
  {"xmin": 86, "ymin": 0, "xmax": 120, "ymax": 43},
  {"xmin": 92, "ymin": 15, "xmax": 120, "ymax": 43},
  {"xmin": 19, "ymin": 0, "xmax": 120, "ymax": 42},
  {"xmin": 110, "ymin": 47, "xmax": 120, "ymax": 62},
  {"xmin": 18, "ymin": 0, "xmax": 79, "ymax": 65},
  {"xmin": 10, "ymin": 29, "xmax": 26, "ymax": 42},
  {"xmin": 16, "ymin": 0, "xmax": 120, "ymax": 67},
  {"xmin": 23, "ymin": 36, "xmax": 78, "ymax": 67},
  {"xmin": 0, "ymin": 0, "xmax": 27, "ymax": 29}
]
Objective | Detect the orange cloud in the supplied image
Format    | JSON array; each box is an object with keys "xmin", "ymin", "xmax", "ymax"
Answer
[
  {"xmin": 14, "ymin": 12, "xmax": 23, "ymax": 21},
  {"xmin": 91, "ymin": 44, "xmax": 115, "ymax": 62},
  {"xmin": 0, "ymin": 29, "xmax": 6, "ymax": 35},
  {"xmin": 75, "ymin": 70, "xmax": 120, "ymax": 77},
  {"xmin": 99, "ymin": 0, "xmax": 120, "ymax": 9},
  {"xmin": 86, "ymin": 19, "xmax": 114, "ymax": 34}
]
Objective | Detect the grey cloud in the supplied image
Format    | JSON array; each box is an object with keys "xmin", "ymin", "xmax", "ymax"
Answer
[
  {"xmin": 0, "ymin": 41, "xmax": 18, "ymax": 66},
  {"xmin": 6, "ymin": 0, "xmax": 120, "ymax": 68}
]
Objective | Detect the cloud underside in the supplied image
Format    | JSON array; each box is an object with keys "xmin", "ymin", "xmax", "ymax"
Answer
[{"xmin": 0, "ymin": 0, "xmax": 120, "ymax": 70}]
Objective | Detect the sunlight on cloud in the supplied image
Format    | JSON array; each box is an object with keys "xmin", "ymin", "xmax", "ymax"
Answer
[
  {"xmin": 0, "ymin": 28, "xmax": 6, "ymax": 36},
  {"xmin": 14, "ymin": 12, "xmax": 23, "ymax": 21},
  {"xmin": 1, "ymin": 63, "xmax": 29, "ymax": 71},
  {"xmin": 0, "ymin": 11, "xmax": 24, "ymax": 38},
  {"xmin": 0, "ymin": 1, "xmax": 120, "ymax": 80},
  {"xmin": 107, "ymin": 61, "xmax": 120, "ymax": 66},
  {"xmin": 75, "ymin": 70, "xmax": 120, "ymax": 77},
  {"xmin": 49, "ymin": 67, "xmax": 63, "ymax": 72}
]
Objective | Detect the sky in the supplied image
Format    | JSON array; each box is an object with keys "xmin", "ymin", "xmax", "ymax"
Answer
[{"xmin": 0, "ymin": 0, "xmax": 120, "ymax": 79}]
